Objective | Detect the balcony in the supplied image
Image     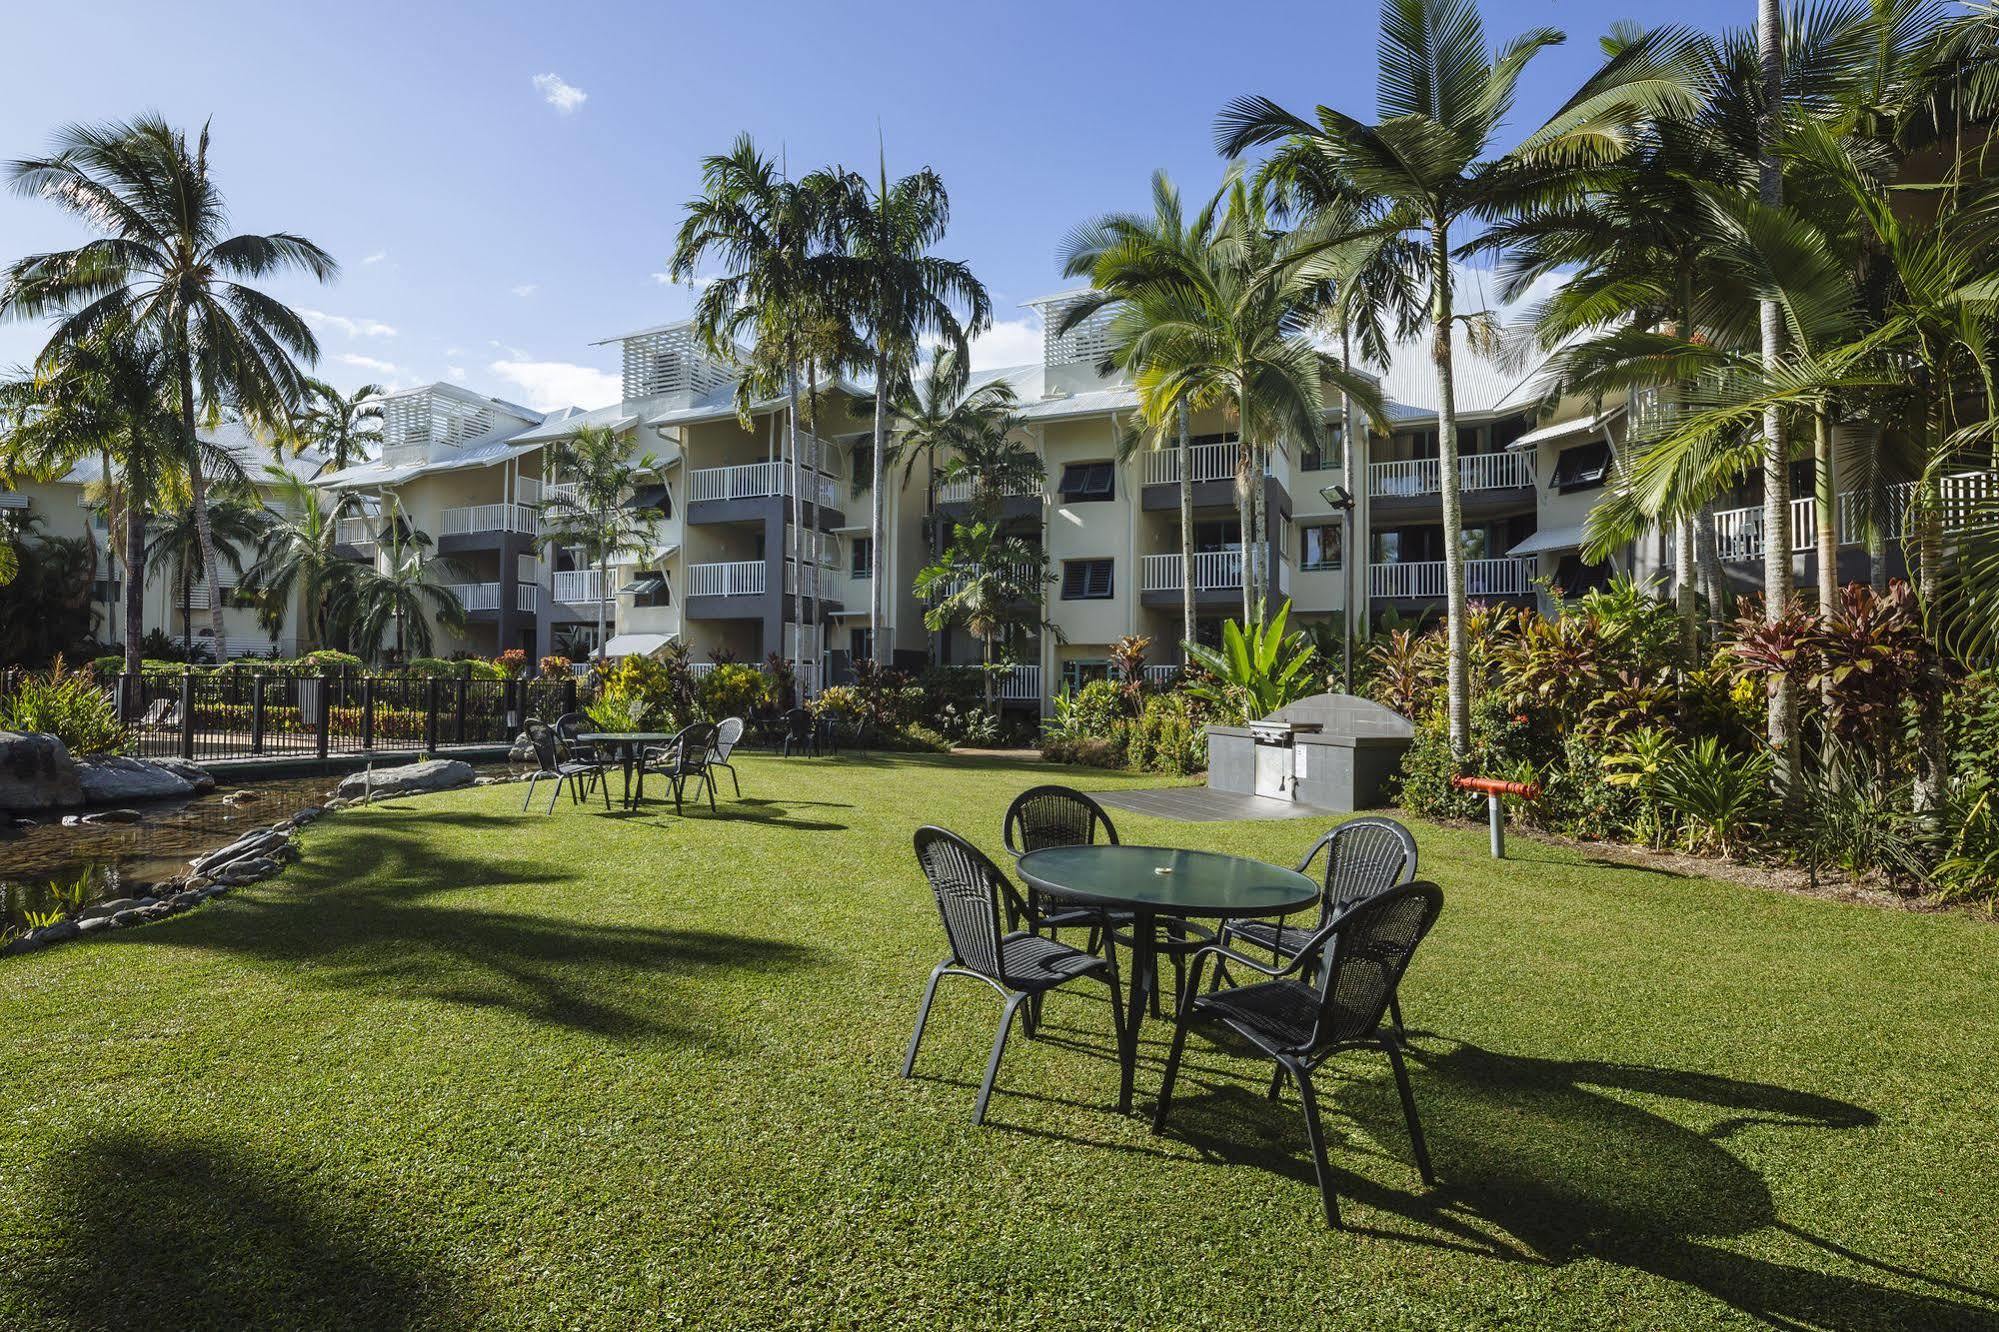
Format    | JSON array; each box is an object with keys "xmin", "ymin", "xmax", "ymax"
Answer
[
  {"xmin": 442, "ymin": 582, "xmax": 541, "ymax": 616},
  {"xmin": 1140, "ymin": 550, "xmax": 1243, "ymax": 593},
  {"xmin": 687, "ymin": 662, "xmax": 717, "ymax": 679},
  {"xmin": 553, "ymin": 569, "xmax": 603, "ymax": 605},
  {"xmin": 936, "ymin": 475, "xmax": 1041, "ymax": 507},
  {"xmin": 687, "ymin": 461, "xmax": 838, "ymax": 510},
  {"xmin": 1706, "ymin": 481, "xmax": 1943, "ymax": 562},
  {"xmin": 1140, "ymin": 442, "xmax": 1279, "ymax": 512},
  {"xmin": 1369, "ymin": 557, "xmax": 1536, "ymax": 600},
  {"xmin": 439, "ymin": 503, "xmax": 538, "ymax": 549},
  {"xmin": 686, "ymin": 560, "xmax": 768, "ymax": 598},
  {"xmin": 944, "ymin": 663, "xmax": 1042, "ymax": 702},
  {"xmin": 334, "ymin": 516, "xmax": 375, "ymax": 548},
  {"xmin": 933, "ymin": 562, "xmax": 1036, "ymax": 598},
  {"xmin": 1368, "ymin": 452, "xmax": 1534, "ymax": 500}
]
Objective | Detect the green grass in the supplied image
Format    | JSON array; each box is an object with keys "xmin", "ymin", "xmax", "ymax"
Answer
[{"xmin": 1, "ymin": 753, "xmax": 1995, "ymax": 1330}]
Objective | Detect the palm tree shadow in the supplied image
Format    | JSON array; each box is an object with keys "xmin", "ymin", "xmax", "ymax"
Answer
[
  {"xmin": 1160, "ymin": 1035, "xmax": 1997, "ymax": 1329},
  {"xmin": 18, "ymin": 1131, "xmax": 481, "ymax": 1330}
]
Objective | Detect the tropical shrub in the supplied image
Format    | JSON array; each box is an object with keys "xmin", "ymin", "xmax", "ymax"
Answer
[
  {"xmin": 698, "ymin": 662, "xmax": 767, "ymax": 720},
  {"xmin": 302, "ymin": 649, "xmax": 364, "ymax": 675},
  {"xmin": 538, "ymin": 654, "xmax": 573, "ymax": 680},
  {"xmin": 494, "ymin": 649, "xmax": 530, "ymax": 678},
  {"xmin": 1183, "ymin": 599, "xmax": 1319, "ymax": 724},
  {"xmin": 1654, "ymin": 737, "xmax": 1771, "ymax": 857},
  {"xmin": 0, "ymin": 657, "xmax": 127, "ymax": 755}
]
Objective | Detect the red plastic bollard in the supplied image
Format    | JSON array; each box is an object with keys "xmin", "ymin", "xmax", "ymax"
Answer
[{"xmin": 1451, "ymin": 775, "xmax": 1543, "ymax": 857}]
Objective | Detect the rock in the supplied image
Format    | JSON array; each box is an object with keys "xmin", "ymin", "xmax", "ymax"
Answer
[
  {"xmin": 146, "ymin": 756, "xmax": 216, "ymax": 793},
  {"xmin": 290, "ymin": 806, "xmax": 323, "ymax": 827},
  {"xmin": 75, "ymin": 915, "xmax": 112, "ymax": 934},
  {"xmin": 2, "ymin": 934, "xmax": 47, "ymax": 955},
  {"xmin": 109, "ymin": 909, "xmax": 144, "ymax": 928},
  {"xmin": 335, "ymin": 759, "xmax": 476, "ymax": 801},
  {"xmin": 211, "ymin": 857, "xmax": 279, "ymax": 885},
  {"xmin": 74, "ymin": 808, "xmax": 144, "ymax": 825},
  {"xmin": 0, "ymin": 732, "xmax": 84, "ymax": 812},
  {"xmin": 75, "ymin": 755, "xmax": 195, "ymax": 805},
  {"xmin": 12, "ymin": 817, "xmax": 37, "ymax": 829},
  {"xmin": 221, "ymin": 789, "xmax": 258, "ymax": 805},
  {"xmin": 78, "ymin": 897, "xmax": 142, "ymax": 922},
  {"xmin": 35, "ymin": 921, "xmax": 80, "ymax": 944},
  {"xmin": 508, "ymin": 732, "xmax": 534, "ymax": 762}
]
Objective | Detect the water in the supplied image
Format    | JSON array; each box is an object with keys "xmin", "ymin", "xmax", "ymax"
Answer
[{"xmin": 0, "ymin": 764, "xmax": 512, "ymax": 932}]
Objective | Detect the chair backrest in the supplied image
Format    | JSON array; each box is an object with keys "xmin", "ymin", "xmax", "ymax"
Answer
[
  {"xmin": 912, "ymin": 826, "xmax": 1022, "ymax": 983},
  {"xmin": 523, "ymin": 718, "xmax": 562, "ymax": 774},
  {"xmin": 665, "ymin": 722, "xmax": 718, "ymax": 774},
  {"xmin": 1002, "ymin": 785, "xmax": 1120, "ymax": 859},
  {"xmin": 783, "ymin": 707, "xmax": 814, "ymax": 740},
  {"xmin": 713, "ymin": 716, "xmax": 744, "ymax": 761},
  {"xmin": 553, "ymin": 711, "xmax": 592, "ymax": 755},
  {"xmin": 1297, "ymin": 816, "xmax": 1418, "ymax": 924},
  {"xmin": 1298, "ymin": 880, "xmax": 1443, "ymax": 1053}
]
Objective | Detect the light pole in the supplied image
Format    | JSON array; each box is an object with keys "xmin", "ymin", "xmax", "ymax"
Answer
[{"xmin": 1320, "ymin": 484, "xmax": 1356, "ymax": 695}]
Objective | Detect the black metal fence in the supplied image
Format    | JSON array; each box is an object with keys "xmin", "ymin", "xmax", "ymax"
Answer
[{"xmin": 100, "ymin": 671, "xmax": 585, "ymax": 765}]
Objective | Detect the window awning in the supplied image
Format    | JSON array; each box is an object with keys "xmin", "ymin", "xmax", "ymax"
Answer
[
  {"xmin": 618, "ymin": 573, "xmax": 666, "ymax": 595},
  {"xmin": 601, "ymin": 632, "xmax": 673, "ymax": 658},
  {"xmin": 623, "ymin": 484, "xmax": 671, "ymax": 514},
  {"xmin": 1508, "ymin": 524, "xmax": 1585, "ymax": 557},
  {"xmin": 0, "ymin": 492, "xmax": 27, "ymax": 510},
  {"xmin": 1507, "ymin": 407, "xmax": 1624, "ymax": 451}
]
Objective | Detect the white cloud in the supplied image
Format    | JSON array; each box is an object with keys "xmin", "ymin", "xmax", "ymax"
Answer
[
  {"xmin": 511, "ymin": 283, "xmax": 539, "ymax": 298},
  {"xmin": 649, "ymin": 271, "xmax": 675, "ymax": 286},
  {"xmin": 361, "ymin": 250, "xmax": 387, "ymax": 266},
  {"xmin": 487, "ymin": 358, "xmax": 619, "ymax": 411},
  {"xmin": 447, "ymin": 365, "xmax": 467, "ymax": 382},
  {"xmin": 302, "ymin": 308, "xmax": 397, "ymax": 339},
  {"xmin": 444, "ymin": 346, "xmax": 464, "ymax": 357},
  {"xmin": 966, "ymin": 317, "xmax": 1043, "ymax": 372},
  {"xmin": 488, "ymin": 339, "xmax": 532, "ymax": 359},
  {"xmin": 335, "ymin": 352, "xmax": 401, "ymax": 375},
  {"xmin": 532, "ymin": 73, "xmax": 587, "ymax": 114}
]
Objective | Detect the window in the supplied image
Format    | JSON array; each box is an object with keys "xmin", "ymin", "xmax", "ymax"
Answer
[
  {"xmin": 1060, "ymin": 558, "xmax": 1114, "ymax": 600},
  {"xmin": 223, "ymin": 586, "xmax": 262, "ymax": 610},
  {"xmin": 848, "ymin": 627, "xmax": 872, "ymax": 661},
  {"xmin": 1300, "ymin": 522, "xmax": 1343, "ymax": 571},
  {"xmin": 618, "ymin": 572, "xmax": 670, "ymax": 607},
  {"xmin": 1057, "ymin": 461, "xmax": 1115, "ymax": 503},
  {"xmin": 850, "ymin": 537, "xmax": 873, "ymax": 578},
  {"xmin": 1299, "ymin": 426, "xmax": 1344, "ymax": 473},
  {"xmin": 1062, "ymin": 659, "xmax": 1111, "ymax": 692},
  {"xmin": 622, "ymin": 484, "xmax": 672, "ymax": 519},
  {"xmin": 1551, "ymin": 441, "xmax": 1613, "ymax": 493}
]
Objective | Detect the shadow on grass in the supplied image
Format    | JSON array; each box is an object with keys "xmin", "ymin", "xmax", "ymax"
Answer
[
  {"xmin": 1158, "ymin": 1035, "xmax": 1998, "ymax": 1329},
  {"xmin": 102, "ymin": 809, "xmax": 824, "ymax": 1045},
  {"xmin": 20, "ymin": 1132, "xmax": 478, "ymax": 1330}
]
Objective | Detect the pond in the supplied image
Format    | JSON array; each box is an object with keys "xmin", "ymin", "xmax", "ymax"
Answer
[{"xmin": 1, "ymin": 763, "xmax": 515, "ymax": 934}]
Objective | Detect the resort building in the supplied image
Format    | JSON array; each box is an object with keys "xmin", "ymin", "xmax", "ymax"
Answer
[{"xmin": 0, "ymin": 422, "xmax": 328, "ymax": 659}]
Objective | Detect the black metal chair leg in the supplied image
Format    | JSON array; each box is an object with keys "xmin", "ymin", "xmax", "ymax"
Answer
[
  {"xmin": 1151, "ymin": 999, "xmax": 1195, "ymax": 1132},
  {"xmin": 1383, "ymin": 1037, "xmax": 1435, "ymax": 1185},
  {"xmin": 900, "ymin": 963, "xmax": 948, "ymax": 1078},
  {"xmin": 521, "ymin": 774, "xmax": 538, "ymax": 811},
  {"xmin": 1387, "ymin": 991, "xmax": 1407, "ymax": 1041},
  {"xmin": 546, "ymin": 776, "xmax": 563, "ymax": 813},
  {"xmin": 973, "ymin": 992, "xmax": 1026, "ymax": 1126},
  {"xmin": 1289, "ymin": 1059, "xmax": 1343, "ymax": 1229},
  {"xmin": 704, "ymin": 769, "xmax": 716, "ymax": 812},
  {"xmin": 598, "ymin": 770, "xmax": 611, "ymax": 810},
  {"xmin": 1268, "ymin": 1065, "xmax": 1286, "ymax": 1101}
]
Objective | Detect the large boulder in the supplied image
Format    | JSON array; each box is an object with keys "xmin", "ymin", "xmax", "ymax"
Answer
[
  {"xmin": 0, "ymin": 732, "xmax": 84, "ymax": 812},
  {"xmin": 335, "ymin": 758, "xmax": 476, "ymax": 800},
  {"xmin": 75, "ymin": 755, "xmax": 196, "ymax": 805},
  {"xmin": 146, "ymin": 756, "xmax": 217, "ymax": 793}
]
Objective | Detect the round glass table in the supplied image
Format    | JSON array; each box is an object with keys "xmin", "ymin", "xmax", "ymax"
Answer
[
  {"xmin": 573, "ymin": 732, "xmax": 677, "ymax": 809},
  {"xmin": 1015, "ymin": 845, "xmax": 1319, "ymax": 1110}
]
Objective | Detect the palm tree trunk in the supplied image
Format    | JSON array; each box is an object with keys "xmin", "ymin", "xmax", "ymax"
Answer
[
  {"xmin": 1237, "ymin": 387, "xmax": 1254, "ymax": 624},
  {"xmin": 1814, "ymin": 404, "xmax": 1838, "ymax": 614},
  {"xmin": 1676, "ymin": 513, "xmax": 1699, "ymax": 665},
  {"xmin": 122, "ymin": 498, "xmax": 146, "ymax": 684},
  {"xmin": 1696, "ymin": 504, "xmax": 1729, "ymax": 628},
  {"xmin": 983, "ymin": 632, "xmax": 995, "ymax": 713},
  {"xmin": 1178, "ymin": 400, "xmax": 1194, "ymax": 651},
  {"xmin": 1758, "ymin": 0, "xmax": 1798, "ymax": 798},
  {"xmin": 1431, "ymin": 221, "xmax": 1470, "ymax": 756},
  {"xmin": 1867, "ymin": 478, "xmax": 1889, "ymax": 592},
  {"xmin": 1341, "ymin": 323, "xmax": 1361, "ymax": 683},
  {"xmin": 597, "ymin": 547, "xmax": 609, "ymax": 664},
  {"xmin": 870, "ymin": 353, "xmax": 888, "ymax": 667},
  {"xmin": 176, "ymin": 338, "xmax": 229, "ymax": 661},
  {"xmin": 785, "ymin": 367, "xmax": 805, "ymax": 694}
]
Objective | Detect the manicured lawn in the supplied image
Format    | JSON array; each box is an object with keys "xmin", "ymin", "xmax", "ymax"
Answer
[{"xmin": 1, "ymin": 753, "xmax": 1995, "ymax": 1329}]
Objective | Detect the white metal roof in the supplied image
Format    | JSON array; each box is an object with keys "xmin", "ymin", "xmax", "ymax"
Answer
[
  {"xmin": 601, "ymin": 632, "xmax": 674, "ymax": 658},
  {"xmin": 1508, "ymin": 523, "xmax": 1585, "ymax": 557}
]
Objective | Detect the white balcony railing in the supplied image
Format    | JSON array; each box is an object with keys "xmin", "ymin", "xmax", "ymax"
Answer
[
  {"xmin": 445, "ymin": 582, "xmax": 501, "ymax": 612},
  {"xmin": 1143, "ymin": 663, "xmax": 1183, "ymax": 682},
  {"xmin": 1139, "ymin": 550, "xmax": 1245, "ymax": 593},
  {"xmin": 936, "ymin": 475, "xmax": 1041, "ymax": 505},
  {"xmin": 1369, "ymin": 557, "xmax": 1536, "ymax": 599},
  {"xmin": 687, "ymin": 461, "xmax": 838, "ymax": 508},
  {"xmin": 1707, "ymin": 480, "xmax": 1944, "ymax": 562},
  {"xmin": 946, "ymin": 663, "xmax": 1042, "ymax": 702},
  {"xmin": 334, "ymin": 516, "xmax": 375, "ymax": 546},
  {"xmin": 687, "ymin": 662, "xmax": 717, "ymax": 679},
  {"xmin": 553, "ymin": 569, "xmax": 603, "ymax": 605},
  {"xmin": 1143, "ymin": 441, "xmax": 1256, "ymax": 486},
  {"xmin": 1367, "ymin": 452, "xmax": 1534, "ymax": 499},
  {"xmin": 686, "ymin": 560, "xmax": 767, "ymax": 598},
  {"xmin": 936, "ymin": 562, "xmax": 1035, "ymax": 598},
  {"xmin": 540, "ymin": 480, "xmax": 578, "ymax": 506},
  {"xmin": 440, "ymin": 503, "xmax": 538, "ymax": 537},
  {"xmin": 517, "ymin": 583, "xmax": 542, "ymax": 614}
]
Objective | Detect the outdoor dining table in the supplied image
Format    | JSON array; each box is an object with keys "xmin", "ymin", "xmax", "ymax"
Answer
[
  {"xmin": 573, "ymin": 732, "xmax": 677, "ymax": 810},
  {"xmin": 1014, "ymin": 844, "xmax": 1320, "ymax": 1113}
]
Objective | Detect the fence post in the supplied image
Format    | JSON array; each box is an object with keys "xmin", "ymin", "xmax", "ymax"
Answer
[
  {"xmin": 118, "ymin": 671, "xmax": 136, "ymax": 725},
  {"xmin": 563, "ymin": 676, "xmax": 578, "ymax": 716},
  {"xmin": 456, "ymin": 666, "xmax": 469, "ymax": 745},
  {"xmin": 316, "ymin": 673, "xmax": 332, "ymax": 760},
  {"xmin": 250, "ymin": 674, "xmax": 266, "ymax": 754},
  {"xmin": 178, "ymin": 670, "xmax": 194, "ymax": 761},
  {"xmin": 424, "ymin": 677, "xmax": 439, "ymax": 756},
  {"xmin": 360, "ymin": 676, "xmax": 375, "ymax": 751}
]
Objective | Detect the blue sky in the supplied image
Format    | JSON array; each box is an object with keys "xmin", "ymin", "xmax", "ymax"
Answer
[{"xmin": 0, "ymin": 0, "xmax": 1751, "ymax": 413}]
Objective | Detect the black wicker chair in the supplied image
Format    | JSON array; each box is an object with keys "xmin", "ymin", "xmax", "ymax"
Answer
[
  {"xmin": 1154, "ymin": 881, "xmax": 1445, "ymax": 1228},
  {"xmin": 1001, "ymin": 785, "xmax": 1123, "ymax": 938},
  {"xmin": 642, "ymin": 721, "xmax": 719, "ymax": 814},
  {"xmin": 1219, "ymin": 817, "xmax": 1419, "ymax": 1034},
  {"xmin": 903, "ymin": 826, "xmax": 1130, "ymax": 1123},
  {"xmin": 553, "ymin": 711, "xmax": 606, "ymax": 795},
  {"xmin": 708, "ymin": 717, "xmax": 745, "ymax": 797},
  {"xmin": 780, "ymin": 707, "xmax": 818, "ymax": 757},
  {"xmin": 521, "ymin": 718, "xmax": 610, "ymax": 813}
]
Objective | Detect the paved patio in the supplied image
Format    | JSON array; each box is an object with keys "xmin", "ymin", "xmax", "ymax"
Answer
[{"xmin": 1093, "ymin": 786, "xmax": 1330, "ymax": 823}]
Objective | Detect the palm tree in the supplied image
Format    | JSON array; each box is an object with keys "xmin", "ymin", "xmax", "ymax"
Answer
[
  {"xmin": 146, "ymin": 491, "xmax": 267, "ymax": 658},
  {"xmin": 884, "ymin": 348, "xmax": 1019, "ymax": 494},
  {"xmin": 914, "ymin": 519, "xmax": 1053, "ymax": 712},
  {"xmin": 244, "ymin": 470, "xmax": 358, "ymax": 653},
  {"xmin": 336, "ymin": 509, "xmax": 465, "ymax": 663},
  {"xmin": 823, "ymin": 154, "xmax": 991, "ymax": 665},
  {"xmin": 0, "ymin": 325, "xmax": 183, "ymax": 678},
  {"xmin": 671, "ymin": 135, "xmax": 841, "ymax": 689},
  {"xmin": 1217, "ymin": 0, "xmax": 1698, "ymax": 752},
  {"xmin": 933, "ymin": 402, "xmax": 1044, "ymax": 527},
  {"xmin": 292, "ymin": 378, "xmax": 383, "ymax": 473},
  {"xmin": 3, "ymin": 115, "xmax": 336, "ymax": 662},
  {"xmin": 535, "ymin": 423, "xmax": 663, "ymax": 662}
]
